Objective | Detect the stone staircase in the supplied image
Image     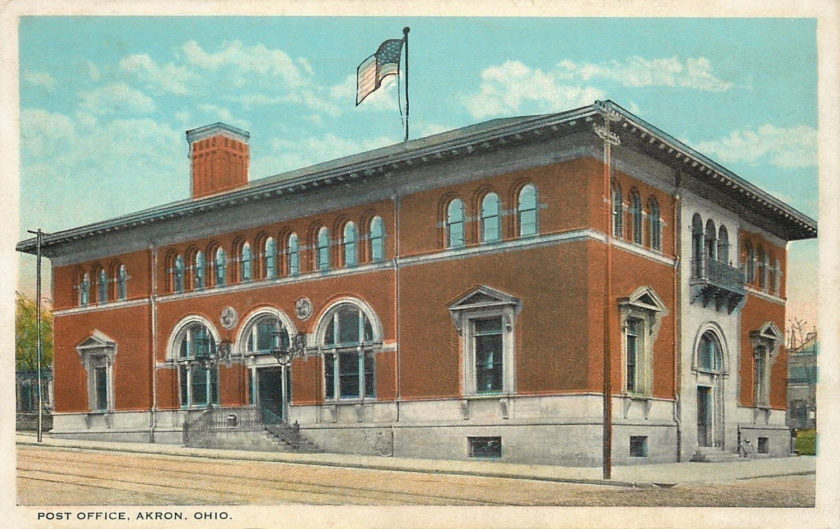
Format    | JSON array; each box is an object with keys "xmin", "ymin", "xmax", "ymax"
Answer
[
  {"xmin": 690, "ymin": 446, "xmax": 743, "ymax": 463},
  {"xmin": 182, "ymin": 405, "xmax": 321, "ymax": 453}
]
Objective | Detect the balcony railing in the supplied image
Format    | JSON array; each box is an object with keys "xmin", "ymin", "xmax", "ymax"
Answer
[
  {"xmin": 692, "ymin": 258, "xmax": 746, "ymax": 291},
  {"xmin": 690, "ymin": 258, "xmax": 746, "ymax": 313}
]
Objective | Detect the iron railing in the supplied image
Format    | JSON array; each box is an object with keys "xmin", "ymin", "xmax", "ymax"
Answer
[{"xmin": 691, "ymin": 258, "xmax": 745, "ymax": 291}]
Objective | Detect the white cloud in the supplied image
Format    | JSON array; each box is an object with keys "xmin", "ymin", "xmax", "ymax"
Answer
[
  {"xmin": 22, "ymin": 71, "xmax": 55, "ymax": 90},
  {"xmin": 181, "ymin": 40, "xmax": 305, "ymax": 87},
  {"xmin": 253, "ymin": 133, "xmax": 394, "ymax": 177},
  {"xmin": 464, "ymin": 60, "xmax": 605, "ymax": 119},
  {"xmin": 79, "ymin": 83, "xmax": 156, "ymax": 115},
  {"xmin": 21, "ymin": 109, "xmax": 187, "ymax": 228},
  {"xmin": 463, "ymin": 55, "xmax": 733, "ymax": 119},
  {"xmin": 119, "ymin": 53, "xmax": 195, "ymax": 95},
  {"xmin": 196, "ymin": 104, "xmax": 242, "ymax": 127},
  {"xmin": 693, "ymin": 124, "xmax": 817, "ymax": 168},
  {"xmin": 557, "ymin": 56, "xmax": 733, "ymax": 92}
]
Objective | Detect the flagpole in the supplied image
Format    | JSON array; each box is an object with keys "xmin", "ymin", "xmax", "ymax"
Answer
[{"xmin": 403, "ymin": 26, "xmax": 410, "ymax": 142}]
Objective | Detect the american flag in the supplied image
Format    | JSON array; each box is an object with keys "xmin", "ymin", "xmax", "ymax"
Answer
[{"xmin": 356, "ymin": 38, "xmax": 404, "ymax": 106}]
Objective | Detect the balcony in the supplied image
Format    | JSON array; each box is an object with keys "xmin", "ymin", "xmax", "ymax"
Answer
[{"xmin": 690, "ymin": 258, "xmax": 745, "ymax": 313}]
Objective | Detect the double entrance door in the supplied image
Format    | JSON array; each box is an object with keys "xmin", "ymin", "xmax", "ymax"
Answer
[{"xmin": 255, "ymin": 366, "xmax": 291, "ymax": 423}]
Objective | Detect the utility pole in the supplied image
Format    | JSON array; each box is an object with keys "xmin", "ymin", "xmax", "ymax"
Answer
[{"xmin": 27, "ymin": 229, "xmax": 45, "ymax": 443}]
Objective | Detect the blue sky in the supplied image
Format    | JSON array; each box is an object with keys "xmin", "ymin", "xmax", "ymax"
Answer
[{"xmin": 17, "ymin": 16, "xmax": 818, "ymax": 326}]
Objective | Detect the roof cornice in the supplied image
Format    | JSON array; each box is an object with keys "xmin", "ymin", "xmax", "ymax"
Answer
[{"xmin": 16, "ymin": 100, "xmax": 817, "ymax": 255}]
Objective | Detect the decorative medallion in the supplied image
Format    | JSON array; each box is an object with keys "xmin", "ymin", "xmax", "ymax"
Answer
[
  {"xmin": 295, "ymin": 297, "xmax": 313, "ymax": 321},
  {"xmin": 220, "ymin": 306, "xmax": 238, "ymax": 329}
]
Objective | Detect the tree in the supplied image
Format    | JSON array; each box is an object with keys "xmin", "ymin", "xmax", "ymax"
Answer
[{"xmin": 15, "ymin": 292, "xmax": 53, "ymax": 371}]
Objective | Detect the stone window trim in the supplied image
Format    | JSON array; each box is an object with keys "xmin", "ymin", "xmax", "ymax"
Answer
[
  {"xmin": 76, "ymin": 330, "xmax": 117, "ymax": 414},
  {"xmin": 750, "ymin": 321, "xmax": 783, "ymax": 408},
  {"xmin": 448, "ymin": 285, "xmax": 521, "ymax": 397},
  {"xmin": 235, "ymin": 307, "xmax": 299, "ymax": 357},
  {"xmin": 314, "ymin": 297, "xmax": 384, "ymax": 402},
  {"xmin": 691, "ymin": 324, "xmax": 730, "ymax": 375},
  {"xmin": 617, "ymin": 286, "xmax": 668, "ymax": 397}
]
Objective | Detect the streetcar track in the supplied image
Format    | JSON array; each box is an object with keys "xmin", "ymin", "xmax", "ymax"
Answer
[{"xmin": 18, "ymin": 449, "xmax": 507, "ymax": 505}]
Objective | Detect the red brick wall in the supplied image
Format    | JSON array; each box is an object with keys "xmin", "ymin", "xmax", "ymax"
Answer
[
  {"xmin": 53, "ymin": 306, "xmax": 152, "ymax": 413},
  {"xmin": 740, "ymin": 294, "xmax": 787, "ymax": 409}
]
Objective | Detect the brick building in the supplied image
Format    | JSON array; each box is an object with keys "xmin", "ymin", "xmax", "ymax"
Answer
[{"xmin": 17, "ymin": 101, "xmax": 816, "ymax": 466}]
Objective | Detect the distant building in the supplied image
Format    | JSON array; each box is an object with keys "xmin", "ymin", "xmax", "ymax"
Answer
[
  {"xmin": 787, "ymin": 334, "xmax": 817, "ymax": 430},
  {"xmin": 17, "ymin": 101, "xmax": 817, "ymax": 465},
  {"xmin": 16, "ymin": 368, "xmax": 53, "ymax": 431}
]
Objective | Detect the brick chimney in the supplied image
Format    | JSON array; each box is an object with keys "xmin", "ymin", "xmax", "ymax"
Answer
[{"xmin": 186, "ymin": 122, "xmax": 250, "ymax": 199}]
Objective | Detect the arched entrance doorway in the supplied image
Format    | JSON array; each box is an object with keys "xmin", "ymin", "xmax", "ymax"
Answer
[{"xmin": 695, "ymin": 330, "xmax": 726, "ymax": 448}]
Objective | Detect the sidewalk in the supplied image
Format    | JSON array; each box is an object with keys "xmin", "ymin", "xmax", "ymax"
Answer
[{"xmin": 16, "ymin": 432, "xmax": 815, "ymax": 488}]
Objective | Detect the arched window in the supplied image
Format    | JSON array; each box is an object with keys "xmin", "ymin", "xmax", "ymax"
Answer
[
  {"xmin": 630, "ymin": 190, "xmax": 642, "ymax": 244},
  {"xmin": 244, "ymin": 314, "xmax": 290, "ymax": 355},
  {"xmin": 744, "ymin": 241, "xmax": 755, "ymax": 284},
  {"xmin": 173, "ymin": 255, "xmax": 185, "ymax": 294},
  {"xmin": 480, "ymin": 192, "xmax": 501, "ymax": 243},
  {"xmin": 265, "ymin": 238, "xmax": 277, "ymax": 279},
  {"xmin": 193, "ymin": 251, "xmax": 205, "ymax": 290},
  {"xmin": 691, "ymin": 214, "xmax": 704, "ymax": 278},
  {"xmin": 717, "ymin": 226, "xmax": 729, "ymax": 265},
  {"xmin": 79, "ymin": 273, "xmax": 90, "ymax": 306},
  {"xmin": 518, "ymin": 184, "xmax": 538, "ymax": 237},
  {"xmin": 343, "ymin": 222, "xmax": 358, "ymax": 267},
  {"xmin": 117, "ymin": 265, "xmax": 128, "ymax": 301},
  {"xmin": 317, "ymin": 227, "xmax": 331, "ymax": 271},
  {"xmin": 215, "ymin": 248, "xmax": 227, "ymax": 287},
  {"xmin": 240, "ymin": 242, "xmax": 252, "ymax": 282},
  {"xmin": 97, "ymin": 268, "xmax": 108, "ymax": 304},
  {"xmin": 704, "ymin": 220, "xmax": 717, "ymax": 263},
  {"xmin": 611, "ymin": 182, "xmax": 623, "ymax": 238},
  {"xmin": 173, "ymin": 321, "xmax": 219, "ymax": 408},
  {"xmin": 446, "ymin": 199, "xmax": 465, "ymax": 248},
  {"xmin": 287, "ymin": 233, "xmax": 300, "ymax": 275},
  {"xmin": 697, "ymin": 331, "xmax": 722, "ymax": 372},
  {"xmin": 757, "ymin": 245, "xmax": 766, "ymax": 290},
  {"xmin": 370, "ymin": 216, "xmax": 385, "ymax": 261},
  {"xmin": 319, "ymin": 302, "xmax": 380, "ymax": 400},
  {"xmin": 648, "ymin": 197, "xmax": 661, "ymax": 251},
  {"xmin": 767, "ymin": 251, "xmax": 776, "ymax": 294}
]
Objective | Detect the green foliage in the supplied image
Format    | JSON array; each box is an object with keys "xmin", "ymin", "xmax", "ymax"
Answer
[
  {"xmin": 15, "ymin": 293, "xmax": 53, "ymax": 371},
  {"xmin": 795, "ymin": 429, "xmax": 817, "ymax": 455}
]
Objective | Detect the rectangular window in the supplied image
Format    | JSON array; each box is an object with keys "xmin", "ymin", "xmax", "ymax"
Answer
[
  {"xmin": 468, "ymin": 436, "xmax": 502, "ymax": 458},
  {"xmin": 757, "ymin": 437, "xmax": 769, "ymax": 454},
  {"xmin": 192, "ymin": 366, "xmax": 208, "ymax": 406},
  {"xmin": 338, "ymin": 352, "xmax": 360, "ymax": 398},
  {"xmin": 626, "ymin": 319, "xmax": 640, "ymax": 393},
  {"xmin": 364, "ymin": 352, "xmax": 376, "ymax": 398},
  {"xmin": 179, "ymin": 365, "xmax": 188, "ymax": 407},
  {"xmin": 473, "ymin": 318, "xmax": 503, "ymax": 393},
  {"xmin": 630, "ymin": 436, "xmax": 648, "ymax": 457},
  {"xmin": 324, "ymin": 354, "xmax": 335, "ymax": 400},
  {"xmin": 94, "ymin": 366, "xmax": 108, "ymax": 411}
]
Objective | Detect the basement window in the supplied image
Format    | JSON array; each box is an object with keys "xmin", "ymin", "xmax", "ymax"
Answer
[
  {"xmin": 630, "ymin": 436, "xmax": 648, "ymax": 457},
  {"xmin": 468, "ymin": 436, "xmax": 502, "ymax": 458},
  {"xmin": 757, "ymin": 437, "xmax": 769, "ymax": 454}
]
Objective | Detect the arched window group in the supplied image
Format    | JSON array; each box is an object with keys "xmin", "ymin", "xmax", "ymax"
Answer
[
  {"xmin": 161, "ymin": 214, "xmax": 388, "ymax": 294},
  {"xmin": 613, "ymin": 182, "xmax": 662, "ymax": 252},
  {"xmin": 442, "ymin": 183, "xmax": 539, "ymax": 249},
  {"xmin": 320, "ymin": 301, "xmax": 380, "ymax": 400},
  {"xmin": 690, "ymin": 214, "xmax": 731, "ymax": 279},
  {"xmin": 75, "ymin": 261, "xmax": 129, "ymax": 307},
  {"xmin": 172, "ymin": 320, "xmax": 219, "ymax": 408},
  {"xmin": 742, "ymin": 236, "xmax": 780, "ymax": 295}
]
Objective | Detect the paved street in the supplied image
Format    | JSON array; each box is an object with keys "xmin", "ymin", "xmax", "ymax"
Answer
[{"xmin": 17, "ymin": 444, "xmax": 814, "ymax": 507}]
